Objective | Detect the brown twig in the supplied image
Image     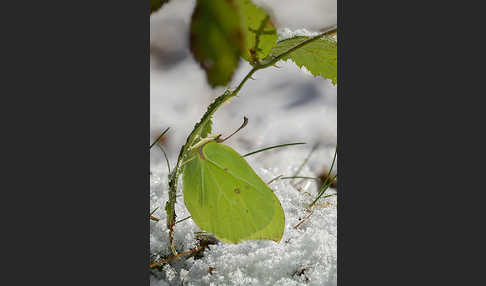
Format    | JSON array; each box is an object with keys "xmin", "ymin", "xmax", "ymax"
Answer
[
  {"xmin": 267, "ymin": 175, "xmax": 283, "ymax": 185},
  {"xmin": 293, "ymin": 210, "xmax": 314, "ymax": 229},
  {"xmin": 150, "ymin": 246, "xmax": 203, "ymax": 268},
  {"xmin": 313, "ymin": 202, "xmax": 333, "ymax": 208}
]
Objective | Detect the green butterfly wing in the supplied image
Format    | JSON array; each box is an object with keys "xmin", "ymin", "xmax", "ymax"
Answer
[
  {"xmin": 182, "ymin": 142, "xmax": 284, "ymax": 243},
  {"xmin": 238, "ymin": 192, "xmax": 284, "ymax": 242}
]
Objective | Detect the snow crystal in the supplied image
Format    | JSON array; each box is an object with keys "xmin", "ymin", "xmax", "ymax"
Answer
[
  {"xmin": 278, "ymin": 28, "xmax": 321, "ymax": 41},
  {"xmin": 150, "ymin": 146, "xmax": 337, "ymax": 286},
  {"xmin": 299, "ymin": 65, "xmax": 314, "ymax": 77}
]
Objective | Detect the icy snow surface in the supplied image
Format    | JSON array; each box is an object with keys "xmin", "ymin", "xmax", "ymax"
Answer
[
  {"xmin": 150, "ymin": 0, "xmax": 337, "ymax": 285},
  {"xmin": 277, "ymin": 28, "xmax": 320, "ymax": 41}
]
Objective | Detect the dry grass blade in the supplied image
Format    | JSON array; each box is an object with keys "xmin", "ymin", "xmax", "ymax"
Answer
[
  {"xmin": 293, "ymin": 210, "xmax": 314, "ymax": 229},
  {"xmin": 310, "ymin": 147, "xmax": 337, "ymax": 207},
  {"xmin": 267, "ymin": 175, "xmax": 283, "ymax": 185},
  {"xmin": 150, "ymin": 127, "xmax": 170, "ymax": 150},
  {"xmin": 175, "ymin": 216, "xmax": 192, "ymax": 224},
  {"xmin": 242, "ymin": 142, "xmax": 306, "ymax": 157},
  {"xmin": 280, "ymin": 176, "xmax": 321, "ymax": 181},
  {"xmin": 157, "ymin": 143, "xmax": 171, "ymax": 173}
]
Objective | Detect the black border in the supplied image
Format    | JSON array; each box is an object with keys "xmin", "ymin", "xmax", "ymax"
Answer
[
  {"xmin": 3, "ymin": 1, "xmax": 150, "ymax": 284},
  {"xmin": 337, "ymin": 0, "xmax": 343, "ymax": 284},
  {"xmin": 6, "ymin": 0, "xmax": 470, "ymax": 284}
]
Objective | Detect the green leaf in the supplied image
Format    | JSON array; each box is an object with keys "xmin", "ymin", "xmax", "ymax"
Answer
[
  {"xmin": 150, "ymin": 0, "xmax": 169, "ymax": 15},
  {"xmin": 238, "ymin": 0, "xmax": 277, "ymax": 63},
  {"xmin": 270, "ymin": 36, "xmax": 337, "ymax": 85},
  {"xmin": 190, "ymin": 0, "xmax": 245, "ymax": 87}
]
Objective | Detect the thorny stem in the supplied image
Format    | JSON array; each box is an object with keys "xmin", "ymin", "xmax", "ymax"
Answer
[
  {"xmin": 258, "ymin": 25, "xmax": 337, "ymax": 71},
  {"xmin": 234, "ymin": 25, "xmax": 337, "ymax": 94},
  {"xmin": 233, "ymin": 67, "xmax": 258, "ymax": 95},
  {"xmin": 165, "ymin": 26, "xmax": 337, "ymax": 255}
]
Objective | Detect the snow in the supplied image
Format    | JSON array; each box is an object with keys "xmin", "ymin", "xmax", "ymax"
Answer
[
  {"xmin": 150, "ymin": 0, "xmax": 337, "ymax": 285},
  {"xmin": 150, "ymin": 149, "xmax": 337, "ymax": 286},
  {"xmin": 277, "ymin": 28, "xmax": 321, "ymax": 41},
  {"xmin": 252, "ymin": 0, "xmax": 336, "ymax": 30}
]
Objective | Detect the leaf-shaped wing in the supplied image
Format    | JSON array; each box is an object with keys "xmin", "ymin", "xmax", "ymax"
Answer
[{"xmin": 183, "ymin": 142, "xmax": 284, "ymax": 243}]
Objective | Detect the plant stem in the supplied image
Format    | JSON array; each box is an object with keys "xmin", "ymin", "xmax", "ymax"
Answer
[
  {"xmin": 233, "ymin": 67, "xmax": 258, "ymax": 94},
  {"xmin": 259, "ymin": 25, "xmax": 337, "ymax": 70},
  {"xmin": 236, "ymin": 25, "xmax": 337, "ymax": 93}
]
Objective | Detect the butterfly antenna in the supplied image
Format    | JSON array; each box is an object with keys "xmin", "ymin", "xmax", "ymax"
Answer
[{"xmin": 218, "ymin": 116, "xmax": 248, "ymax": 143}]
